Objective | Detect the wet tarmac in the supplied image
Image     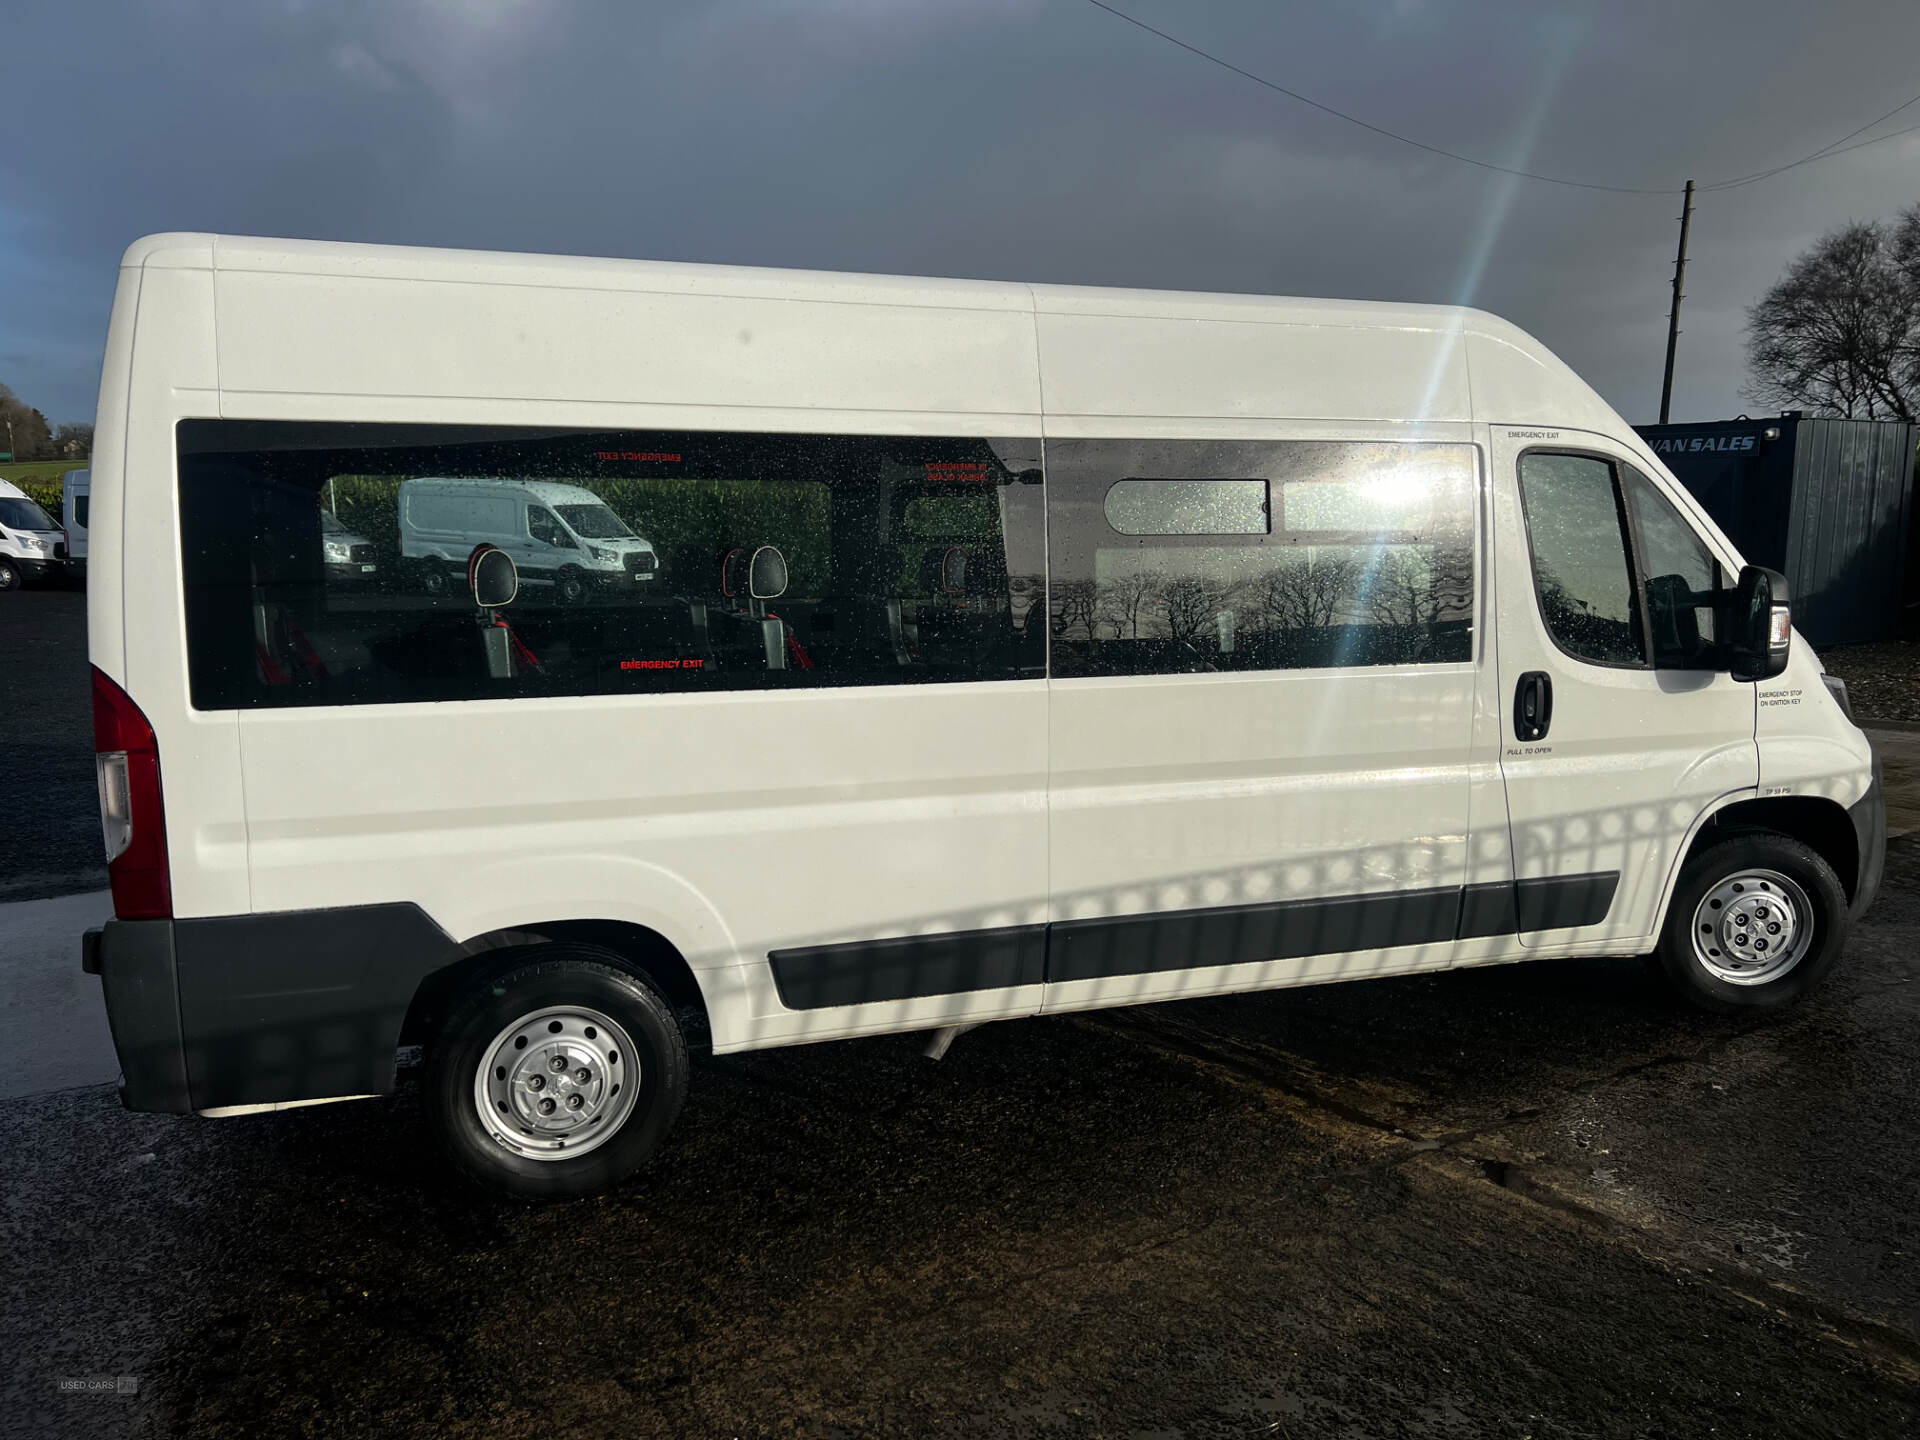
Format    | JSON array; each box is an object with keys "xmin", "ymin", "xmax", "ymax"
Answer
[
  {"xmin": 0, "ymin": 587, "xmax": 104, "ymax": 902},
  {"xmin": 6, "ymin": 840, "xmax": 1918, "ymax": 1438}
]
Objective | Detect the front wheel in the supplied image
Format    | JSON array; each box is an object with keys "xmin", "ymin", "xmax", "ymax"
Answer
[
  {"xmin": 0, "ymin": 559, "xmax": 21, "ymax": 592},
  {"xmin": 555, "ymin": 565, "xmax": 588, "ymax": 605},
  {"xmin": 1651, "ymin": 833, "xmax": 1849, "ymax": 1014},
  {"xmin": 424, "ymin": 946, "xmax": 690, "ymax": 1199}
]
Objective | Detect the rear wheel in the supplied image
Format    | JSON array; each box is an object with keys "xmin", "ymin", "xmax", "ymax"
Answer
[
  {"xmin": 425, "ymin": 945, "xmax": 689, "ymax": 1199},
  {"xmin": 1651, "ymin": 833, "xmax": 1849, "ymax": 1014}
]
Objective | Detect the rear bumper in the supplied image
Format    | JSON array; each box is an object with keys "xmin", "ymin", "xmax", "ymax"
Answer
[
  {"xmin": 1848, "ymin": 749, "xmax": 1886, "ymax": 920},
  {"xmin": 84, "ymin": 904, "xmax": 456, "ymax": 1114}
]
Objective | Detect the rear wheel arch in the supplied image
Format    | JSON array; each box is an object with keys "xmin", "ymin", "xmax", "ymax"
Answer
[{"xmin": 401, "ymin": 919, "xmax": 710, "ymax": 1052}]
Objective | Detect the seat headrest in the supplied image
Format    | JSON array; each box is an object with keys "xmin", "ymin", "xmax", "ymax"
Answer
[
  {"xmin": 749, "ymin": 545, "xmax": 788, "ymax": 601},
  {"xmin": 468, "ymin": 543, "xmax": 518, "ymax": 607},
  {"xmin": 921, "ymin": 545, "xmax": 970, "ymax": 597}
]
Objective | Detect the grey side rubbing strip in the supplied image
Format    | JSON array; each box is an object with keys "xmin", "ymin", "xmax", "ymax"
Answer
[
  {"xmin": 1049, "ymin": 886, "xmax": 1462, "ymax": 984},
  {"xmin": 1456, "ymin": 881, "xmax": 1521, "ymax": 940},
  {"xmin": 769, "ymin": 925, "xmax": 1048, "ymax": 1010},
  {"xmin": 1514, "ymin": 872, "xmax": 1619, "ymax": 931},
  {"xmin": 767, "ymin": 872, "xmax": 1621, "ymax": 1005}
]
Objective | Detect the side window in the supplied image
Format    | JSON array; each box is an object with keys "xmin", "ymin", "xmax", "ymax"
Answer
[
  {"xmin": 1047, "ymin": 440, "xmax": 1475, "ymax": 678},
  {"xmin": 1516, "ymin": 453, "xmax": 1645, "ymax": 667},
  {"xmin": 177, "ymin": 423, "xmax": 1043, "ymax": 709},
  {"xmin": 527, "ymin": 507, "xmax": 571, "ymax": 547},
  {"xmin": 1623, "ymin": 466, "xmax": 1721, "ymax": 669},
  {"xmin": 75, "ymin": 495, "xmax": 89, "ymax": 528}
]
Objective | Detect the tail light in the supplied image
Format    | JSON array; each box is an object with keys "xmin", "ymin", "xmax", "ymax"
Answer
[{"xmin": 91, "ymin": 666, "xmax": 172, "ymax": 919}]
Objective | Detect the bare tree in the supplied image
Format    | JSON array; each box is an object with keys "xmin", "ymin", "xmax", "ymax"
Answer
[
  {"xmin": 1251, "ymin": 552, "xmax": 1358, "ymax": 633},
  {"xmin": 1159, "ymin": 573, "xmax": 1225, "ymax": 651},
  {"xmin": 1359, "ymin": 546, "xmax": 1474, "ymax": 626},
  {"xmin": 1099, "ymin": 566, "xmax": 1163, "ymax": 639},
  {"xmin": 1745, "ymin": 207, "xmax": 1920, "ymax": 421},
  {"xmin": 1051, "ymin": 578, "xmax": 1100, "ymax": 640},
  {"xmin": 1361, "ymin": 548, "xmax": 1433, "ymax": 628},
  {"xmin": 53, "ymin": 422, "xmax": 93, "ymax": 458}
]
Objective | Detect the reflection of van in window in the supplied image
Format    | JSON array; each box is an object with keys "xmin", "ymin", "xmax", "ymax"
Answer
[
  {"xmin": 320, "ymin": 510, "xmax": 377, "ymax": 584},
  {"xmin": 84, "ymin": 235, "xmax": 1882, "ymax": 1200},
  {"xmin": 398, "ymin": 477, "xmax": 658, "ymax": 602}
]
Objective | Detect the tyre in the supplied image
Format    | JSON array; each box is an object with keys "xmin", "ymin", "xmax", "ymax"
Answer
[
  {"xmin": 0, "ymin": 559, "xmax": 21, "ymax": 592},
  {"xmin": 420, "ymin": 564, "xmax": 450, "ymax": 597},
  {"xmin": 424, "ymin": 945, "xmax": 690, "ymax": 1199},
  {"xmin": 1650, "ymin": 832, "xmax": 1849, "ymax": 1014},
  {"xmin": 555, "ymin": 565, "xmax": 588, "ymax": 604}
]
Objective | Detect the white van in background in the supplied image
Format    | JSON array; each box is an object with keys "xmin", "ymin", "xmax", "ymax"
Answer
[
  {"xmin": 62, "ymin": 468, "xmax": 90, "ymax": 576},
  {"xmin": 398, "ymin": 477, "xmax": 659, "ymax": 601},
  {"xmin": 82, "ymin": 235, "xmax": 1882, "ymax": 1201},
  {"xmin": 0, "ymin": 478, "xmax": 70, "ymax": 590}
]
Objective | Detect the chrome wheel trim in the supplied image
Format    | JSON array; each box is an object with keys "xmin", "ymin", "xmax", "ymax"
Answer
[
  {"xmin": 472, "ymin": 1005, "xmax": 641, "ymax": 1161},
  {"xmin": 1691, "ymin": 868, "xmax": 1814, "ymax": 986}
]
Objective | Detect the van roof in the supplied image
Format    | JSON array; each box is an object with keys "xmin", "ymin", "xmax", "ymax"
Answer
[
  {"xmin": 119, "ymin": 232, "xmax": 1633, "ymax": 436},
  {"xmin": 400, "ymin": 477, "xmax": 610, "ymax": 506}
]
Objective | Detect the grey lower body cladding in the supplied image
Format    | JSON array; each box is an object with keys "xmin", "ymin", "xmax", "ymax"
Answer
[
  {"xmin": 87, "ymin": 873, "xmax": 1617, "ymax": 1112},
  {"xmin": 768, "ymin": 873, "xmax": 1619, "ymax": 1010}
]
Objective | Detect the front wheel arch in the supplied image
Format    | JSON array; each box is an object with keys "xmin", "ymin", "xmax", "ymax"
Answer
[{"xmin": 1689, "ymin": 795, "xmax": 1859, "ymax": 904}]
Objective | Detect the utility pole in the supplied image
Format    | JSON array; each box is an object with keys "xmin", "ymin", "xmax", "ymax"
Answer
[{"xmin": 1658, "ymin": 179, "xmax": 1695, "ymax": 425}]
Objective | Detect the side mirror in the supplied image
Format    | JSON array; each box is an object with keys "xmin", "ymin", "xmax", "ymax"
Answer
[
  {"xmin": 1726, "ymin": 564, "xmax": 1790, "ymax": 682},
  {"xmin": 941, "ymin": 546, "xmax": 969, "ymax": 596},
  {"xmin": 469, "ymin": 544, "xmax": 518, "ymax": 608},
  {"xmin": 749, "ymin": 545, "xmax": 788, "ymax": 601}
]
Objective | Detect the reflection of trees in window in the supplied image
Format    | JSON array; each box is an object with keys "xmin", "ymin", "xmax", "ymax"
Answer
[
  {"xmin": 1533, "ymin": 556, "xmax": 1641, "ymax": 665},
  {"xmin": 1252, "ymin": 552, "xmax": 1359, "ymax": 633},
  {"xmin": 1160, "ymin": 574, "xmax": 1227, "ymax": 651},
  {"xmin": 1359, "ymin": 545, "xmax": 1473, "ymax": 629},
  {"xmin": 1052, "ymin": 578, "xmax": 1100, "ymax": 639},
  {"xmin": 1100, "ymin": 567, "xmax": 1164, "ymax": 640}
]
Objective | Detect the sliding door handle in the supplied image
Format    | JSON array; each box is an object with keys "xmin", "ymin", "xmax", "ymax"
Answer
[{"xmin": 1514, "ymin": 671, "xmax": 1553, "ymax": 742}]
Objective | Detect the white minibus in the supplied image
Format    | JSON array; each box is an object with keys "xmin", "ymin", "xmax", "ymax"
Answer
[{"xmin": 82, "ymin": 235, "xmax": 1882, "ymax": 1199}]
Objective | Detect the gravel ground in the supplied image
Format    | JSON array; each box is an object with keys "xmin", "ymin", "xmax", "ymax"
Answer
[{"xmin": 1817, "ymin": 641, "xmax": 1920, "ymax": 724}]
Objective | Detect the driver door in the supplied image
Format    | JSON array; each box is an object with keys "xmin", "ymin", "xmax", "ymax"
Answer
[{"xmin": 1488, "ymin": 427, "xmax": 1757, "ymax": 949}]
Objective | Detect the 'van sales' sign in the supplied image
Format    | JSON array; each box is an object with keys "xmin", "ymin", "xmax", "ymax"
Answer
[{"xmin": 1647, "ymin": 434, "xmax": 1759, "ymax": 455}]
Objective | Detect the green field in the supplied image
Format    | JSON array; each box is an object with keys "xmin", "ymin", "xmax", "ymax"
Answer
[{"xmin": 0, "ymin": 459, "xmax": 87, "ymax": 513}]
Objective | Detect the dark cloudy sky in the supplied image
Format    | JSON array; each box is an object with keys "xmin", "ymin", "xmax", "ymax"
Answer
[{"xmin": 5, "ymin": 0, "xmax": 1918, "ymax": 428}]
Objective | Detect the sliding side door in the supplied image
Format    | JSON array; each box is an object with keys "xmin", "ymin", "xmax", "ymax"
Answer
[{"xmin": 1040, "ymin": 433, "xmax": 1483, "ymax": 1012}]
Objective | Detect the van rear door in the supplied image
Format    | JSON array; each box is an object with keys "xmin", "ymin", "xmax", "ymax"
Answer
[{"xmin": 1488, "ymin": 426, "xmax": 1756, "ymax": 949}]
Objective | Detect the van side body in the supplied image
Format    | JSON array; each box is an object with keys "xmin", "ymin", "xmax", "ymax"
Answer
[
  {"xmin": 82, "ymin": 236, "xmax": 1881, "ymax": 1190},
  {"xmin": 63, "ymin": 468, "xmax": 91, "ymax": 569}
]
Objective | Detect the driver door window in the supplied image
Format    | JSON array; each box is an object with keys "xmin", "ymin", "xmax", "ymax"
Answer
[
  {"xmin": 1623, "ymin": 466, "xmax": 1722, "ymax": 669},
  {"xmin": 528, "ymin": 507, "xmax": 572, "ymax": 548}
]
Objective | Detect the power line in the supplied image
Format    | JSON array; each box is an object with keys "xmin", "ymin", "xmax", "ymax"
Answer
[
  {"xmin": 1699, "ymin": 102, "xmax": 1920, "ymax": 191},
  {"xmin": 1084, "ymin": 0, "xmax": 1920, "ymax": 197}
]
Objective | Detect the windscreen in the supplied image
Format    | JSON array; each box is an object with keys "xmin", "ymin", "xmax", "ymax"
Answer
[{"xmin": 0, "ymin": 497, "xmax": 58, "ymax": 531}]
